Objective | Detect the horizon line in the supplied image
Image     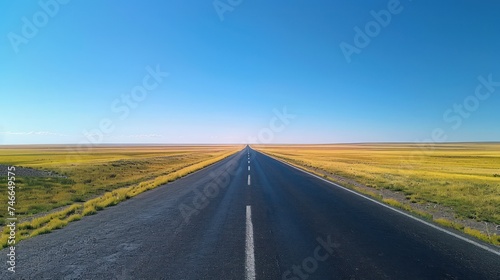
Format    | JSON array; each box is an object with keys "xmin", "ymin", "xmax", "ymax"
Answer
[{"xmin": 1, "ymin": 141, "xmax": 499, "ymax": 147}]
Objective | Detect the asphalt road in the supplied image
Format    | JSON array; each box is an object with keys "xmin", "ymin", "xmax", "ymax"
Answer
[{"xmin": 1, "ymin": 147, "xmax": 499, "ymax": 279}]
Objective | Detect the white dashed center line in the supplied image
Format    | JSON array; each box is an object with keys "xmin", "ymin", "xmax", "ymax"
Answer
[
  {"xmin": 247, "ymin": 175, "xmax": 251, "ymax": 185},
  {"xmin": 245, "ymin": 205, "xmax": 255, "ymax": 280}
]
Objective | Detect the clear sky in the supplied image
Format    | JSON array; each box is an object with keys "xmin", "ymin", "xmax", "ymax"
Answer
[{"xmin": 1, "ymin": 0, "xmax": 499, "ymax": 144}]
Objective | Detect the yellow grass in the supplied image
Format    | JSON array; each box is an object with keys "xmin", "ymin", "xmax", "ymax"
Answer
[
  {"xmin": 0, "ymin": 145, "xmax": 242, "ymax": 247},
  {"xmin": 254, "ymin": 143, "xmax": 500, "ymax": 245},
  {"xmin": 434, "ymin": 218, "xmax": 464, "ymax": 231}
]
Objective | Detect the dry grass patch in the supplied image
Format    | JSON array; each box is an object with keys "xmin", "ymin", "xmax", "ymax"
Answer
[
  {"xmin": 254, "ymin": 143, "xmax": 500, "ymax": 245},
  {"xmin": 0, "ymin": 145, "xmax": 241, "ymax": 247}
]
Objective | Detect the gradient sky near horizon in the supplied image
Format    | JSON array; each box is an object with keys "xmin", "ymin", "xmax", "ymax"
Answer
[{"xmin": 1, "ymin": 0, "xmax": 500, "ymax": 144}]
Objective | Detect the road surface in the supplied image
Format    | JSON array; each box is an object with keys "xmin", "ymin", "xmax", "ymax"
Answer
[{"xmin": 1, "ymin": 146, "xmax": 499, "ymax": 279}]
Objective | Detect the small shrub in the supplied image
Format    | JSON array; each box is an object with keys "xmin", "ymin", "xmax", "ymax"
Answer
[
  {"xmin": 31, "ymin": 227, "xmax": 52, "ymax": 236},
  {"xmin": 72, "ymin": 196, "xmax": 85, "ymax": 202},
  {"xmin": 493, "ymin": 235, "xmax": 500, "ymax": 246},
  {"xmin": 66, "ymin": 214, "xmax": 82, "ymax": 223},
  {"xmin": 18, "ymin": 222, "xmax": 34, "ymax": 230},
  {"xmin": 82, "ymin": 205, "xmax": 97, "ymax": 216},
  {"xmin": 464, "ymin": 227, "xmax": 490, "ymax": 243},
  {"xmin": 434, "ymin": 218, "xmax": 464, "ymax": 231},
  {"xmin": 46, "ymin": 218, "xmax": 67, "ymax": 230},
  {"xmin": 383, "ymin": 198, "xmax": 403, "ymax": 208}
]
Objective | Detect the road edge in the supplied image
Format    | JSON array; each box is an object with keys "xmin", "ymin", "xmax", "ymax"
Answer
[{"xmin": 253, "ymin": 148, "xmax": 500, "ymax": 257}]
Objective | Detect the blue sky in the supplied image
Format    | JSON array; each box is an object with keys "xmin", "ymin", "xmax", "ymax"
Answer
[{"xmin": 1, "ymin": 0, "xmax": 499, "ymax": 144}]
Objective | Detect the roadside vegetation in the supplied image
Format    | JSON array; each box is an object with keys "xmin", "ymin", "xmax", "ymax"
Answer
[
  {"xmin": 0, "ymin": 145, "xmax": 241, "ymax": 247},
  {"xmin": 254, "ymin": 143, "xmax": 500, "ymax": 246}
]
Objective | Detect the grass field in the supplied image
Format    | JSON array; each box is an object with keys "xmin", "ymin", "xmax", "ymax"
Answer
[
  {"xmin": 0, "ymin": 145, "xmax": 241, "ymax": 246},
  {"xmin": 254, "ymin": 143, "xmax": 500, "ymax": 244}
]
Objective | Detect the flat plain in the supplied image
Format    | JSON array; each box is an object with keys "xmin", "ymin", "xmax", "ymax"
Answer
[
  {"xmin": 0, "ymin": 145, "xmax": 241, "ymax": 245},
  {"xmin": 254, "ymin": 143, "xmax": 500, "ymax": 245}
]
